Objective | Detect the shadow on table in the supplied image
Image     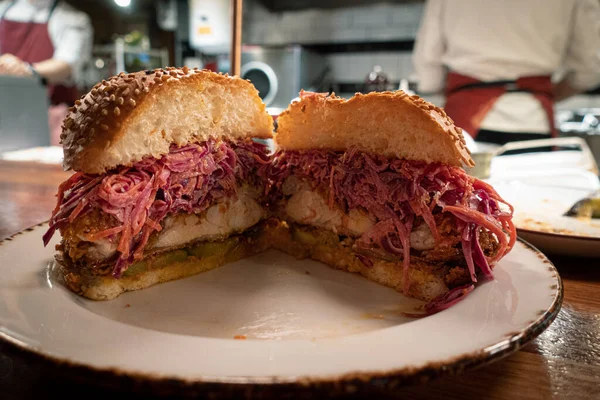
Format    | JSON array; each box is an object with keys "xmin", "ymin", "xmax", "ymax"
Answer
[{"xmin": 548, "ymin": 254, "xmax": 600, "ymax": 284}]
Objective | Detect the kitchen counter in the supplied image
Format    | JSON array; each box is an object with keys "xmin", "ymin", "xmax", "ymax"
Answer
[{"xmin": 0, "ymin": 160, "xmax": 599, "ymax": 399}]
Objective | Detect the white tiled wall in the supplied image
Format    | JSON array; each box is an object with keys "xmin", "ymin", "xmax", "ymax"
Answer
[
  {"xmin": 242, "ymin": 1, "xmax": 424, "ymax": 84},
  {"xmin": 243, "ymin": 1, "xmax": 424, "ymax": 45}
]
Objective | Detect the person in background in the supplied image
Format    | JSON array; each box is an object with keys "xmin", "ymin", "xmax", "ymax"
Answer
[
  {"xmin": 0, "ymin": 0, "xmax": 93, "ymax": 145},
  {"xmin": 412, "ymin": 0, "xmax": 600, "ymax": 145}
]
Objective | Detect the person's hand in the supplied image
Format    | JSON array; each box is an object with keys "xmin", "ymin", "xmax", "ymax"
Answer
[{"xmin": 0, "ymin": 54, "xmax": 33, "ymax": 77}]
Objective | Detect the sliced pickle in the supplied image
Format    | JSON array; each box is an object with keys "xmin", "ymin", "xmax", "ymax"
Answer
[
  {"xmin": 158, "ymin": 249, "xmax": 189, "ymax": 264},
  {"xmin": 292, "ymin": 227, "xmax": 340, "ymax": 246},
  {"xmin": 123, "ymin": 250, "xmax": 189, "ymax": 277},
  {"xmin": 122, "ymin": 240, "xmax": 241, "ymax": 278},
  {"xmin": 187, "ymin": 239, "xmax": 238, "ymax": 259},
  {"xmin": 292, "ymin": 229, "xmax": 320, "ymax": 245},
  {"xmin": 123, "ymin": 261, "xmax": 148, "ymax": 277}
]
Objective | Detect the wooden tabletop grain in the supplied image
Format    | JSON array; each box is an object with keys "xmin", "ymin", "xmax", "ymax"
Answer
[{"xmin": 0, "ymin": 160, "xmax": 598, "ymax": 400}]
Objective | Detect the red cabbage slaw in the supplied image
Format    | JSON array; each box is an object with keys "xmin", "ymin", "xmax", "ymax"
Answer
[
  {"xmin": 43, "ymin": 139, "xmax": 269, "ymax": 278},
  {"xmin": 268, "ymin": 148, "xmax": 516, "ymax": 311}
]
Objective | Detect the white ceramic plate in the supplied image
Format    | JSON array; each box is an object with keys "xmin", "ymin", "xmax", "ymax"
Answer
[
  {"xmin": 490, "ymin": 180, "xmax": 600, "ymax": 258},
  {"xmin": 0, "ymin": 223, "xmax": 562, "ymax": 397}
]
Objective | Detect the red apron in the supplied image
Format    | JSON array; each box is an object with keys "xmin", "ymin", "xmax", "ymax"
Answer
[
  {"xmin": 443, "ymin": 72, "xmax": 556, "ymax": 139},
  {"xmin": 0, "ymin": 0, "xmax": 79, "ymax": 106}
]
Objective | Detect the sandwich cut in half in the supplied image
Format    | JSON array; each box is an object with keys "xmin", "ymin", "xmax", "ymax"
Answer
[
  {"xmin": 267, "ymin": 91, "xmax": 516, "ymax": 313},
  {"xmin": 43, "ymin": 67, "xmax": 274, "ymax": 300},
  {"xmin": 43, "ymin": 72, "xmax": 516, "ymax": 313}
]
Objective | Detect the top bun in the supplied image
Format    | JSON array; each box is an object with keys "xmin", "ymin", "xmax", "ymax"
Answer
[
  {"xmin": 61, "ymin": 67, "xmax": 273, "ymax": 174},
  {"xmin": 274, "ymin": 91, "xmax": 474, "ymax": 168}
]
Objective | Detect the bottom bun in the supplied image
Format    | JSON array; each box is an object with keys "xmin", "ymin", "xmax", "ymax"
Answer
[
  {"xmin": 58, "ymin": 224, "xmax": 273, "ymax": 300},
  {"xmin": 269, "ymin": 223, "xmax": 457, "ymax": 302},
  {"xmin": 57, "ymin": 219, "xmax": 464, "ymax": 302}
]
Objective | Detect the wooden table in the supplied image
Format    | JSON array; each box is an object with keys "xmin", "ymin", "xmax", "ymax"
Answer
[{"xmin": 0, "ymin": 160, "xmax": 598, "ymax": 400}]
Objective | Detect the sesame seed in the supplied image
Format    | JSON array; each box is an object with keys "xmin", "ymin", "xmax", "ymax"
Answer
[
  {"xmin": 75, "ymin": 100, "xmax": 81, "ymax": 106},
  {"xmin": 117, "ymin": 97, "xmax": 124, "ymax": 105},
  {"xmin": 161, "ymin": 75, "xmax": 170, "ymax": 81},
  {"xmin": 182, "ymin": 66, "xmax": 189, "ymax": 74},
  {"xmin": 109, "ymin": 94, "xmax": 116, "ymax": 101},
  {"xmin": 134, "ymin": 88, "xmax": 140, "ymax": 96},
  {"xmin": 114, "ymin": 107, "xmax": 120, "ymax": 116},
  {"xmin": 122, "ymin": 88, "xmax": 130, "ymax": 96},
  {"xmin": 128, "ymin": 99, "xmax": 136, "ymax": 107},
  {"xmin": 90, "ymin": 128, "xmax": 95, "ymax": 135},
  {"xmin": 101, "ymin": 109, "xmax": 108, "ymax": 116},
  {"xmin": 169, "ymin": 70, "xmax": 178, "ymax": 77},
  {"xmin": 100, "ymin": 124, "xmax": 109, "ymax": 131}
]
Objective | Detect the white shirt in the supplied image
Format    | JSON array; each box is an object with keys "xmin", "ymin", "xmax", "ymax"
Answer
[
  {"xmin": 413, "ymin": 0, "xmax": 600, "ymax": 134},
  {"xmin": 0, "ymin": 0, "xmax": 93, "ymax": 85}
]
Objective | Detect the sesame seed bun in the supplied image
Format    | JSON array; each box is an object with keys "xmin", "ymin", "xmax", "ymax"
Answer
[
  {"xmin": 275, "ymin": 91, "xmax": 474, "ymax": 168},
  {"xmin": 61, "ymin": 67, "xmax": 274, "ymax": 174}
]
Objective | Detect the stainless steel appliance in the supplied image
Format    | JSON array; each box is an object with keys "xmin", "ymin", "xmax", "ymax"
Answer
[
  {"xmin": 0, "ymin": 76, "xmax": 50, "ymax": 153},
  {"xmin": 241, "ymin": 45, "xmax": 328, "ymax": 112},
  {"xmin": 557, "ymin": 108, "xmax": 600, "ymax": 169}
]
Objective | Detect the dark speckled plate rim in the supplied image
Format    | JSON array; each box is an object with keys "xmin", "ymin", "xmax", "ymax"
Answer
[{"xmin": 0, "ymin": 222, "xmax": 564, "ymax": 397}]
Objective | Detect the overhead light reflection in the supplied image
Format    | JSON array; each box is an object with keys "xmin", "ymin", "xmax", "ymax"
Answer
[{"xmin": 115, "ymin": 0, "xmax": 131, "ymax": 7}]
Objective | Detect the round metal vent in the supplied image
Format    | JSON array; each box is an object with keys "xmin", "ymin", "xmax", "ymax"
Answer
[{"xmin": 240, "ymin": 61, "xmax": 278, "ymax": 107}]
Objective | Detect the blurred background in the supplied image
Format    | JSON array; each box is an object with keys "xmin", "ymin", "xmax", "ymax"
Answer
[{"xmin": 0, "ymin": 0, "xmax": 599, "ymax": 166}]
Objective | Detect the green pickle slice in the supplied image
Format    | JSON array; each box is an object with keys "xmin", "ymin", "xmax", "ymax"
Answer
[{"xmin": 122, "ymin": 239, "xmax": 239, "ymax": 277}]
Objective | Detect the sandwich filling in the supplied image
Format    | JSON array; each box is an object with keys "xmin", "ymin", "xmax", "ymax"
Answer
[
  {"xmin": 268, "ymin": 147, "xmax": 516, "ymax": 310},
  {"xmin": 43, "ymin": 136, "xmax": 516, "ymax": 311},
  {"xmin": 43, "ymin": 138, "xmax": 270, "ymax": 278}
]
